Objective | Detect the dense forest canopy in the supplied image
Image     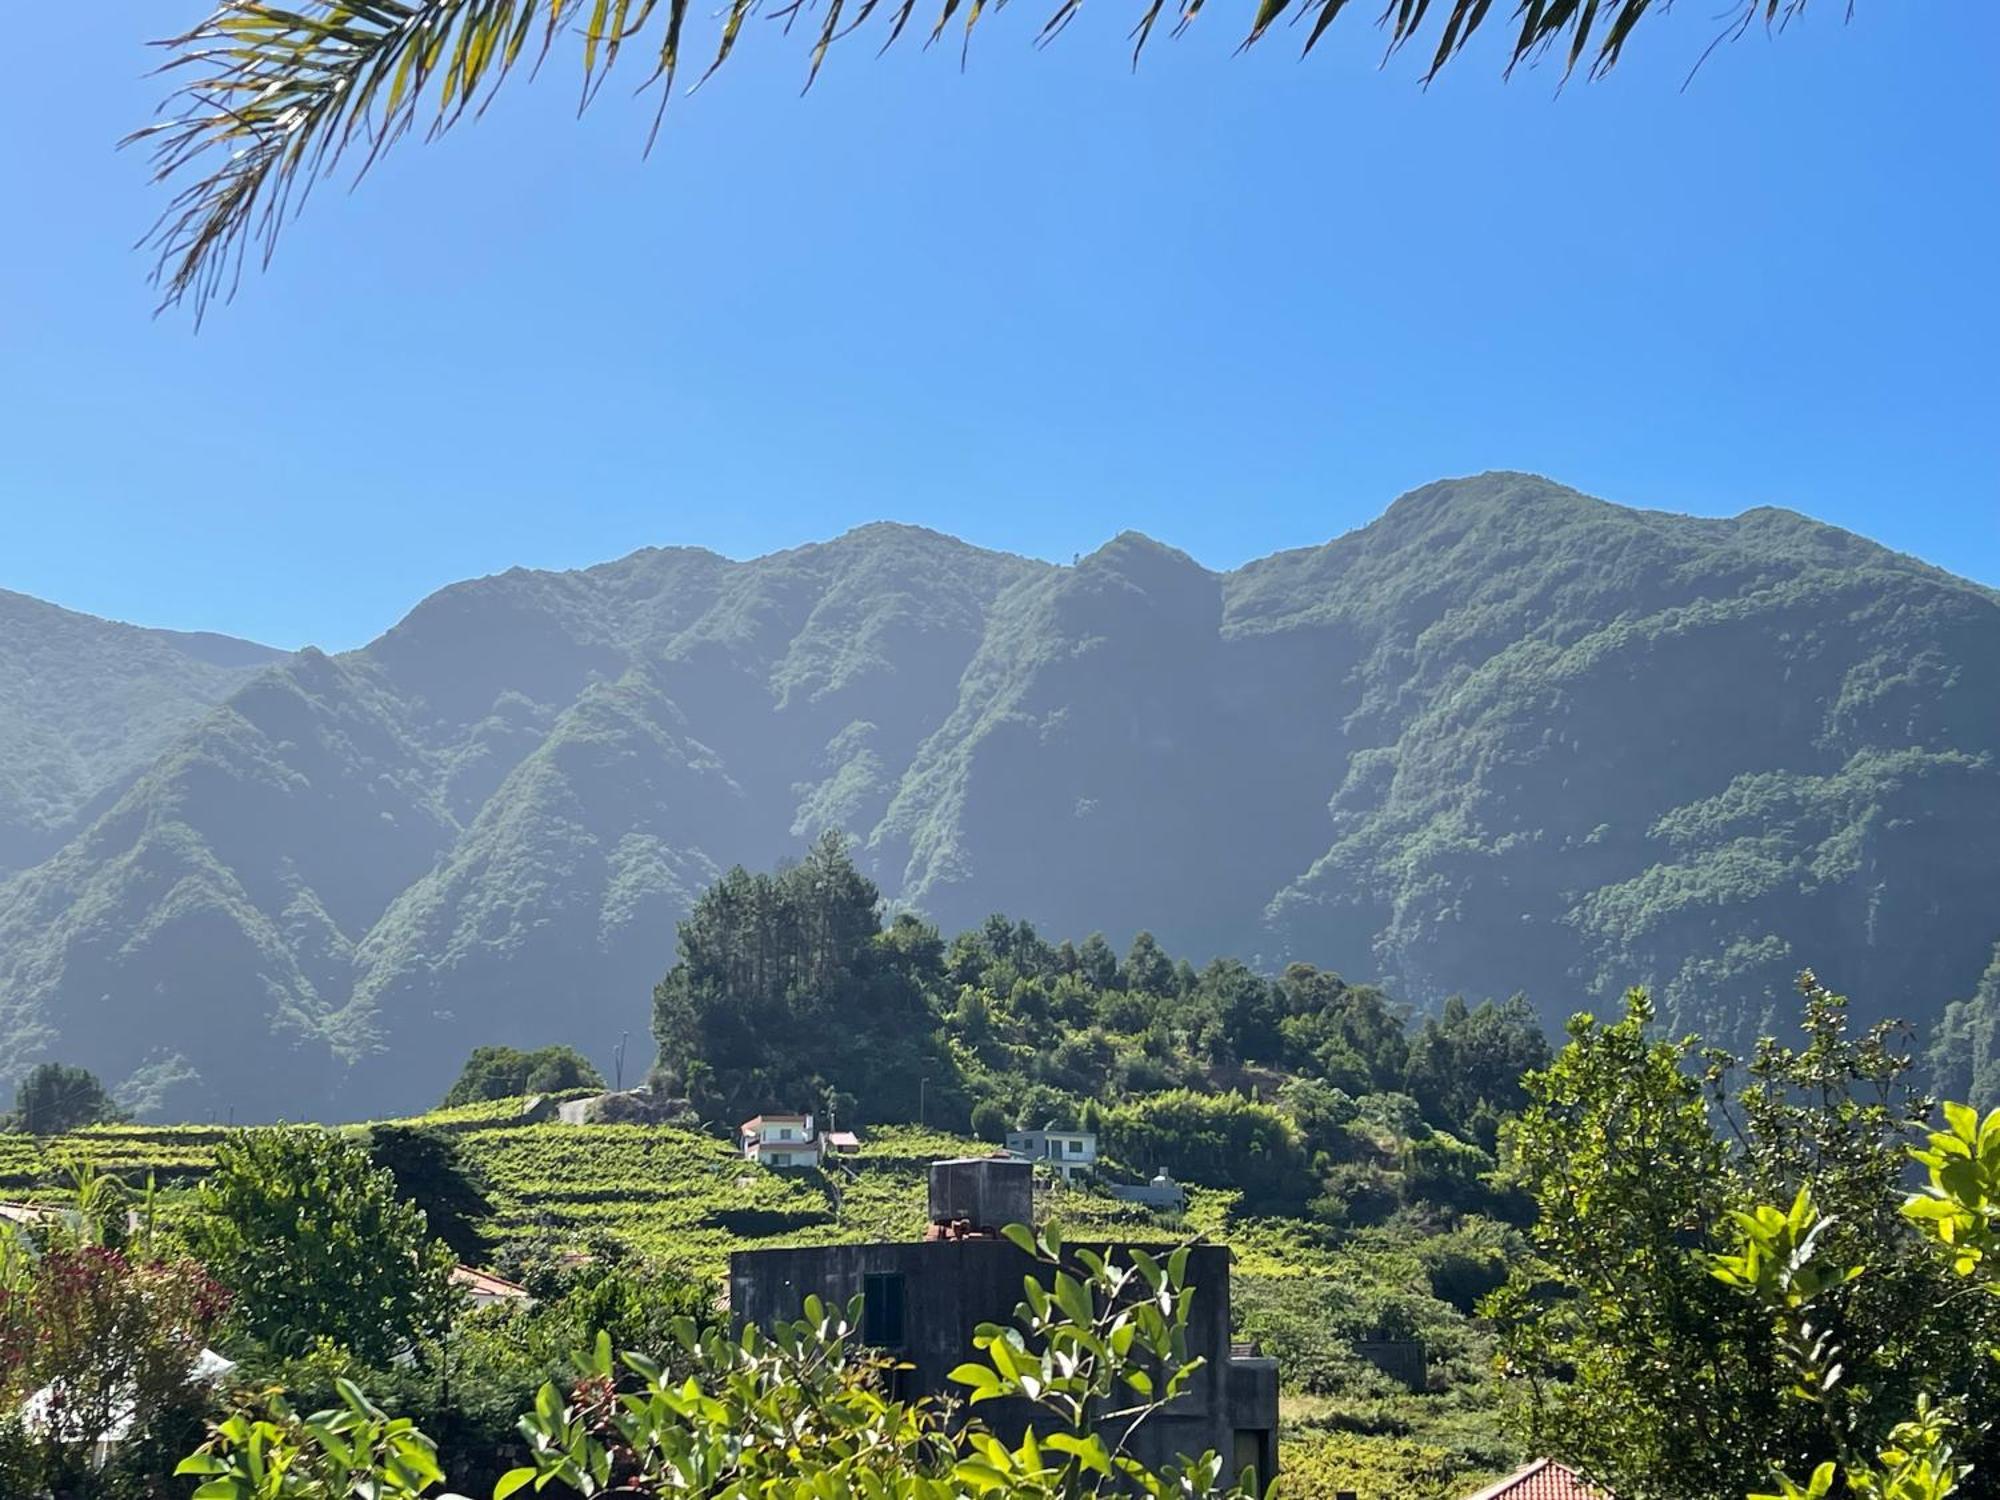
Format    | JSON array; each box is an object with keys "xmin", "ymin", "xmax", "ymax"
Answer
[
  {"xmin": 651, "ymin": 833, "xmax": 1545, "ymax": 1219},
  {"xmin": 3, "ymin": 474, "xmax": 1996, "ymax": 1120}
]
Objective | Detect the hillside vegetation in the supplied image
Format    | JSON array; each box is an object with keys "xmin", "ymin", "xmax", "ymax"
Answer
[
  {"xmin": 0, "ymin": 1104, "xmax": 1518, "ymax": 1495},
  {"xmin": 3, "ymin": 474, "xmax": 1996, "ymax": 1118},
  {"xmin": 0, "ymin": 588, "xmax": 282, "ymax": 879},
  {"xmin": 9, "ymin": 850, "xmax": 1985, "ymax": 1499}
]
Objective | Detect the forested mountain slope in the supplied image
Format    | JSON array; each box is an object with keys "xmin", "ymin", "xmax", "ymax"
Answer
[
  {"xmin": 3, "ymin": 475, "xmax": 1995, "ymax": 1119},
  {"xmin": 0, "ymin": 588, "xmax": 284, "ymax": 877}
]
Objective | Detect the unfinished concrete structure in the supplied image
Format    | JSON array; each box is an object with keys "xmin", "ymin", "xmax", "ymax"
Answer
[{"xmin": 728, "ymin": 1157, "xmax": 1279, "ymax": 1487}]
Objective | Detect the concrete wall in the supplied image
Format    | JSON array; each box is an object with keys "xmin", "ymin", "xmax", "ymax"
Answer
[
  {"xmin": 729, "ymin": 1239, "xmax": 1277, "ymax": 1484},
  {"xmin": 1352, "ymin": 1338, "xmax": 1428, "ymax": 1392},
  {"xmin": 927, "ymin": 1157, "xmax": 1034, "ymax": 1229}
]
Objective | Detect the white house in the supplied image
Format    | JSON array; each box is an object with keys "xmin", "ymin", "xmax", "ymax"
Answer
[
  {"xmin": 1004, "ymin": 1127, "xmax": 1098, "ymax": 1183},
  {"xmin": 741, "ymin": 1112, "xmax": 823, "ymax": 1169}
]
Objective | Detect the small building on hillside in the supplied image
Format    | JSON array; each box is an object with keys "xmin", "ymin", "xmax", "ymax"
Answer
[
  {"xmin": 451, "ymin": 1264, "xmax": 533, "ymax": 1308},
  {"xmin": 1108, "ymin": 1169, "xmax": 1186, "ymax": 1212},
  {"xmin": 741, "ymin": 1112, "xmax": 823, "ymax": 1169},
  {"xmin": 826, "ymin": 1129, "xmax": 862, "ymax": 1156},
  {"xmin": 1464, "ymin": 1459, "xmax": 1612, "ymax": 1499},
  {"xmin": 1003, "ymin": 1126, "xmax": 1098, "ymax": 1182},
  {"xmin": 729, "ymin": 1156, "xmax": 1279, "ymax": 1489}
]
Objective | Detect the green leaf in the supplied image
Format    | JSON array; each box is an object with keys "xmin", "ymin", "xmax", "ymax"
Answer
[
  {"xmin": 1052, "ymin": 1270, "xmax": 1093, "ymax": 1327},
  {"xmin": 1045, "ymin": 1432, "xmax": 1113, "ymax": 1476},
  {"xmin": 495, "ymin": 1470, "xmax": 537, "ymax": 1500},
  {"xmin": 949, "ymin": 1362, "xmax": 1003, "ymax": 1393},
  {"xmin": 534, "ymin": 1381, "xmax": 565, "ymax": 1428},
  {"xmin": 1944, "ymin": 1100, "xmax": 1980, "ymax": 1144}
]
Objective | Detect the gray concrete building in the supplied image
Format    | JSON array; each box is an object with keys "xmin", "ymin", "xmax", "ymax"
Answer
[{"xmin": 729, "ymin": 1158, "xmax": 1279, "ymax": 1487}]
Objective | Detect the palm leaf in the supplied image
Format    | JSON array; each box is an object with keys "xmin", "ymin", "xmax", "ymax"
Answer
[{"xmin": 131, "ymin": 0, "xmax": 1830, "ymax": 319}]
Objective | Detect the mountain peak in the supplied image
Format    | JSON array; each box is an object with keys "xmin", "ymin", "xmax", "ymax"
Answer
[{"xmin": 5, "ymin": 478, "xmax": 1998, "ymax": 1121}]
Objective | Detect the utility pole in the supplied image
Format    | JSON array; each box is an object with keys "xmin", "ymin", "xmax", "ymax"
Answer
[
  {"xmin": 919, "ymin": 1076, "xmax": 927, "ymax": 1128},
  {"xmin": 614, "ymin": 1031, "xmax": 629, "ymax": 1092}
]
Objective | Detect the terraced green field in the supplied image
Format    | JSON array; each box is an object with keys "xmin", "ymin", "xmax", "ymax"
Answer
[
  {"xmin": 1, "ymin": 1109, "xmax": 1509, "ymax": 1493},
  {"xmin": 0, "ymin": 1123, "xmax": 230, "ymax": 1189},
  {"xmin": 0, "ymin": 1109, "xmax": 1236, "ymax": 1280}
]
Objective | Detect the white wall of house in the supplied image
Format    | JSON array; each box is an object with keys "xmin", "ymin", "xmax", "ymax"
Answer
[
  {"xmin": 1004, "ymin": 1130, "xmax": 1098, "ymax": 1180},
  {"xmin": 742, "ymin": 1113, "xmax": 823, "ymax": 1168}
]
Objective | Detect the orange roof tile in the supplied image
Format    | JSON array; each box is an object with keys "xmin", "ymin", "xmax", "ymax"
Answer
[
  {"xmin": 1464, "ymin": 1460, "xmax": 1611, "ymax": 1500},
  {"xmin": 451, "ymin": 1265, "xmax": 532, "ymax": 1300}
]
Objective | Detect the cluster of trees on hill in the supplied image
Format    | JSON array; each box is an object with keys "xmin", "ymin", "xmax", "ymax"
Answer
[
  {"xmin": 442, "ymin": 1045, "xmax": 604, "ymax": 1107},
  {"xmin": 1, "ymin": 1062, "xmax": 124, "ymax": 1135},
  {"xmin": 651, "ymin": 833, "xmax": 1548, "ymax": 1219}
]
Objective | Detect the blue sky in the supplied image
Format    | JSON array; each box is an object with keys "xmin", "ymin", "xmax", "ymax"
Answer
[{"xmin": 1, "ymin": 3, "xmax": 1994, "ymax": 651}]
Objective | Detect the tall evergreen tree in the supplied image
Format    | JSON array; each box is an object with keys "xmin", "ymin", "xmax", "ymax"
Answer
[
  {"xmin": 652, "ymin": 833, "xmax": 955, "ymax": 1122},
  {"xmin": 5, "ymin": 1063, "xmax": 123, "ymax": 1135}
]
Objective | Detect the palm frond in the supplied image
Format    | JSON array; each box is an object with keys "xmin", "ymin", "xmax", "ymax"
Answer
[{"xmin": 131, "ymin": 0, "xmax": 1829, "ymax": 319}]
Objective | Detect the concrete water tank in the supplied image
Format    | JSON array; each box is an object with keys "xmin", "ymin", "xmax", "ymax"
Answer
[{"xmin": 928, "ymin": 1156, "xmax": 1033, "ymax": 1233}]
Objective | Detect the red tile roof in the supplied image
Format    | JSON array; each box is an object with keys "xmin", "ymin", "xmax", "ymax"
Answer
[
  {"xmin": 451, "ymin": 1265, "xmax": 532, "ymax": 1300},
  {"xmin": 1464, "ymin": 1460, "xmax": 1611, "ymax": 1500}
]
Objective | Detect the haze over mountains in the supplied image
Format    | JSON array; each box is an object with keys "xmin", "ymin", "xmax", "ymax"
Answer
[
  {"xmin": 4, "ymin": 472, "xmax": 1997, "ymax": 1121},
  {"xmin": 0, "ymin": 589, "xmax": 286, "ymax": 877}
]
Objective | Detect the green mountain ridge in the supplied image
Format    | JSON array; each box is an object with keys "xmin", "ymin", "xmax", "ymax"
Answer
[
  {"xmin": 4, "ymin": 473, "xmax": 1997, "ymax": 1119},
  {"xmin": 0, "ymin": 587, "xmax": 285, "ymax": 877}
]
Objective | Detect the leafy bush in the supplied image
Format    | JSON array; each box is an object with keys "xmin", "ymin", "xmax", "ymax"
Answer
[
  {"xmin": 0, "ymin": 1213, "xmax": 227, "ymax": 1500},
  {"xmin": 1319, "ymin": 1162, "xmax": 1400, "ymax": 1227},
  {"xmin": 187, "ymin": 1126, "xmax": 456, "ymax": 1365},
  {"xmin": 1279, "ymin": 1428, "xmax": 1479, "ymax": 1500},
  {"xmin": 443, "ymin": 1045, "xmax": 604, "ymax": 1108},
  {"xmin": 970, "ymin": 1099, "xmax": 1008, "ymax": 1142},
  {"xmin": 1415, "ymin": 1221, "xmax": 1515, "ymax": 1314},
  {"xmin": 1401, "ymin": 1131, "xmax": 1496, "ymax": 1214},
  {"xmin": 1493, "ymin": 978, "xmax": 2000, "ymax": 1498},
  {"xmin": 1103, "ymin": 1090, "xmax": 1311, "ymax": 1211}
]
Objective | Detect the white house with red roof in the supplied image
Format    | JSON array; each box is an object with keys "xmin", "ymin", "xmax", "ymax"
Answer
[{"xmin": 740, "ymin": 1112, "xmax": 822, "ymax": 1168}]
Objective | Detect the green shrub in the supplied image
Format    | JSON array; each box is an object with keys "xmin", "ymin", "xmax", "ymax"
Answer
[
  {"xmin": 1103, "ymin": 1090, "xmax": 1311, "ymax": 1211},
  {"xmin": 970, "ymin": 1100, "xmax": 1008, "ymax": 1142},
  {"xmin": 1279, "ymin": 1428, "xmax": 1480, "ymax": 1500},
  {"xmin": 1401, "ymin": 1131, "xmax": 1495, "ymax": 1214}
]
